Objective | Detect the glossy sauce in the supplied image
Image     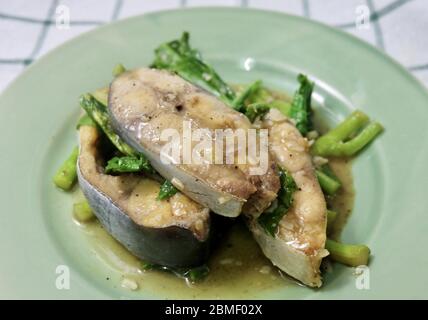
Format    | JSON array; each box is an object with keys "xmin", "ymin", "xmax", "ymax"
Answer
[{"xmin": 73, "ymin": 88, "xmax": 355, "ymax": 297}]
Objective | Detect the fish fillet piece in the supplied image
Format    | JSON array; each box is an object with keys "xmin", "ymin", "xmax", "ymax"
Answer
[
  {"xmin": 108, "ymin": 68, "xmax": 279, "ymax": 217},
  {"xmin": 247, "ymin": 109, "xmax": 328, "ymax": 287}
]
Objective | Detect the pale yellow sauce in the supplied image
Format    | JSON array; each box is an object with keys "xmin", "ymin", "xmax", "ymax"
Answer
[{"xmin": 72, "ymin": 87, "xmax": 355, "ymax": 296}]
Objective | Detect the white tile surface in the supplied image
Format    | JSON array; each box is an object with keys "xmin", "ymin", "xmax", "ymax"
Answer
[
  {"xmin": 36, "ymin": 24, "xmax": 97, "ymax": 58},
  {"xmin": 379, "ymin": 0, "xmax": 428, "ymax": 67},
  {"xmin": 56, "ymin": 0, "xmax": 117, "ymax": 22},
  {"xmin": 309, "ymin": 0, "xmax": 369, "ymax": 26},
  {"xmin": 0, "ymin": 0, "xmax": 427, "ymax": 90},
  {"xmin": 0, "ymin": 0, "xmax": 53, "ymax": 19},
  {"xmin": 413, "ymin": 69, "xmax": 428, "ymax": 86},
  {"xmin": 249, "ymin": 0, "xmax": 303, "ymax": 15},
  {"xmin": 0, "ymin": 64, "xmax": 24, "ymax": 92},
  {"xmin": 0, "ymin": 19, "xmax": 43, "ymax": 59},
  {"xmin": 372, "ymin": 0, "xmax": 399, "ymax": 10},
  {"xmin": 119, "ymin": 0, "xmax": 180, "ymax": 18},
  {"xmin": 186, "ymin": 0, "xmax": 241, "ymax": 7},
  {"xmin": 345, "ymin": 24, "xmax": 377, "ymax": 47}
]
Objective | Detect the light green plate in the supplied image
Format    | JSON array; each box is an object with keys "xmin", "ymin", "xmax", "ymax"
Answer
[{"xmin": 0, "ymin": 7, "xmax": 427, "ymax": 299}]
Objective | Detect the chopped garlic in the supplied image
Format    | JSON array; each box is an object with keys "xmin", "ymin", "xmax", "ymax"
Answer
[
  {"xmin": 312, "ymin": 155, "xmax": 329, "ymax": 167},
  {"xmin": 171, "ymin": 177, "xmax": 184, "ymax": 190},
  {"xmin": 259, "ymin": 265, "xmax": 271, "ymax": 274},
  {"xmin": 218, "ymin": 196, "xmax": 230, "ymax": 204},
  {"xmin": 219, "ymin": 258, "xmax": 234, "ymax": 265},
  {"xmin": 121, "ymin": 277, "xmax": 138, "ymax": 291},
  {"xmin": 306, "ymin": 130, "xmax": 319, "ymax": 140}
]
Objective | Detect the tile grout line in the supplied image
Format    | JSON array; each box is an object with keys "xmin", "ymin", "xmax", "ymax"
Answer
[
  {"xmin": 335, "ymin": 0, "xmax": 413, "ymax": 29},
  {"xmin": 366, "ymin": 0, "xmax": 385, "ymax": 50},
  {"xmin": 0, "ymin": 13, "xmax": 103, "ymax": 25},
  {"xmin": 302, "ymin": 0, "xmax": 310, "ymax": 18},
  {"xmin": 24, "ymin": 0, "xmax": 59, "ymax": 65},
  {"xmin": 111, "ymin": 0, "xmax": 123, "ymax": 21}
]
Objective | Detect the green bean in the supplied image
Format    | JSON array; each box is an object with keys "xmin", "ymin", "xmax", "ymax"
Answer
[
  {"xmin": 53, "ymin": 146, "xmax": 79, "ymax": 191},
  {"xmin": 326, "ymin": 239, "xmax": 370, "ymax": 267},
  {"xmin": 73, "ymin": 200, "xmax": 95, "ymax": 223},
  {"xmin": 316, "ymin": 169, "xmax": 341, "ymax": 195},
  {"xmin": 112, "ymin": 63, "xmax": 126, "ymax": 77},
  {"xmin": 312, "ymin": 110, "xmax": 383, "ymax": 157}
]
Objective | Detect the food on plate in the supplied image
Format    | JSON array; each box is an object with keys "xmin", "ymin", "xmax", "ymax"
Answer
[{"xmin": 53, "ymin": 32, "xmax": 382, "ymax": 289}]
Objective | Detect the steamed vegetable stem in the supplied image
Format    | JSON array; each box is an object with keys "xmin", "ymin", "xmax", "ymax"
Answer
[
  {"xmin": 53, "ymin": 146, "xmax": 79, "ymax": 191},
  {"xmin": 316, "ymin": 169, "xmax": 341, "ymax": 196},
  {"xmin": 326, "ymin": 239, "xmax": 370, "ymax": 267},
  {"xmin": 326, "ymin": 209, "xmax": 337, "ymax": 230},
  {"xmin": 112, "ymin": 63, "xmax": 126, "ymax": 77},
  {"xmin": 152, "ymin": 32, "xmax": 236, "ymax": 106},
  {"xmin": 312, "ymin": 110, "xmax": 383, "ymax": 156},
  {"xmin": 289, "ymin": 74, "xmax": 314, "ymax": 136},
  {"xmin": 232, "ymin": 80, "xmax": 262, "ymax": 111},
  {"xmin": 80, "ymin": 94, "xmax": 153, "ymax": 173},
  {"xmin": 80, "ymin": 94, "xmax": 136, "ymax": 156},
  {"xmin": 73, "ymin": 200, "xmax": 95, "ymax": 222},
  {"xmin": 244, "ymin": 103, "xmax": 270, "ymax": 123}
]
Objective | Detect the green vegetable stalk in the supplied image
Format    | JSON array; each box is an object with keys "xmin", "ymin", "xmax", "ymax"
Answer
[
  {"xmin": 112, "ymin": 63, "xmax": 126, "ymax": 77},
  {"xmin": 80, "ymin": 94, "xmax": 152, "ymax": 173},
  {"xmin": 316, "ymin": 167, "xmax": 341, "ymax": 196},
  {"xmin": 244, "ymin": 103, "xmax": 270, "ymax": 123},
  {"xmin": 80, "ymin": 94, "xmax": 137, "ymax": 156},
  {"xmin": 312, "ymin": 110, "xmax": 383, "ymax": 157},
  {"xmin": 326, "ymin": 239, "xmax": 370, "ymax": 267},
  {"xmin": 73, "ymin": 200, "xmax": 95, "ymax": 223},
  {"xmin": 157, "ymin": 180, "xmax": 178, "ymax": 200},
  {"xmin": 232, "ymin": 80, "xmax": 262, "ymax": 111},
  {"xmin": 258, "ymin": 169, "xmax": 297, "ymax": 236},
  {"xmin": 326, "ymin": 209, "xmax": 337, "ymax": 231},
  {"xmin": 152, "ymin": 32, "xmax": 236, "ymax": 106},
  {"xmin": 53, "ymin": 146, "xmax": 79, "ymax": 191},
  {"xmin": 289, "ymin": 74, "xmax": 314, "ymax": 136}
]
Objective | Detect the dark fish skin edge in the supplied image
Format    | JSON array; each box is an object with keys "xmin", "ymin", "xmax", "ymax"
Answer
[{"xmin": 77, "ymin": 163, "xmax": 211, "ymax": 268}]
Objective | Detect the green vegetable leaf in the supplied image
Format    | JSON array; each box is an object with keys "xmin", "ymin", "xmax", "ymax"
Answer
[
  {"xmin": 289, "ymin": 74, "xmax": 314, "ymax": 136},
  {"xmin": 232, "ymin": 80, "xmax": 262, "ymax": 111},
  {"xmin": 152, "ymin": 32, "xmax": 236, "ymax": 106},
  {"xmin": 257, "ymin": 203, "xmax": 288, "ymax": 237},
  {"xmin": 277, "ymin": 168, "xmax": 297, "ymax": 208},
  {"xmin": 258, "ymin": 169, "xmax": 297, "ymax": 237},
  {"xmin": 157, "ymin": 180, "xmax": 178, "ymax": 200},
  {"xmin": 105, "ymin": 155, "xmax": 151, "ymax": 174},
  {"xmin": 244, "ymin": 103, "xmax": 270, "ymax": 123}
]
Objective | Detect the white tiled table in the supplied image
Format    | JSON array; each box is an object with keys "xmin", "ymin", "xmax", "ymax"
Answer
[{"xmin": 1, "ymin": 0, "xmax": 427, "ymax": 92}]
